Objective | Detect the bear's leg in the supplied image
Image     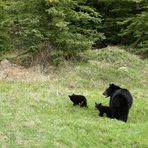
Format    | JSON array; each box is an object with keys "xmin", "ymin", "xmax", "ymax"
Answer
[
  {"xmin": 80, "ymin": 101, "xmax": 87, "ymax": 107},
  {"xmin": 118, "ymin": 114, "xmax": 128, "ymax": 122},
  {"xmin": 107, "ymin": 112, "xmax": 112, "ymax": 118},
  {"xmin": 112, "ymin": 107, "xmax": 120, "ymax": 119},
  {"xmin": 80, "ymin": 101, "xmax": 84, "ymax": 107},
  {"xmin": 83, "ymin": 101, "xmax": 87, "ymax": 107},
  {"xmin": 99, "ymin": 112, "xmax": 104, "ymax": 117},
  {"xmin": 122, "ymin": 114, "xmax": 128, "ymax": 122},
  {"xmin": 119, "ymin": 109, "xmax": 129, "ymax": 122},
  {"xmin": 84, "ymin": 102, "xmax": 87, "ymax": 107},
  {"xmin": 73, "ymin": 103, "xmax": 77, "ymax": 106}
]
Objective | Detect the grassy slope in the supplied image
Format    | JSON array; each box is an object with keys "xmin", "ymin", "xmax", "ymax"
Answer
[{"xmin": 0, "ymin": 46, "xmax": 148, "ymax": 147}]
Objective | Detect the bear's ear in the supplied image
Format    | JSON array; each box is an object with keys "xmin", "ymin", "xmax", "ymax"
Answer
[
  {"xmin": 95, "ymin": 102, "xmax": 97, "ymax": 105},
  {"xmin": 99, "ymin": 103, "xmax": 102, "ymax": 105},
  {"xmin": 110, "ymin": 83, "xmax": 114, "ymax": 87}
]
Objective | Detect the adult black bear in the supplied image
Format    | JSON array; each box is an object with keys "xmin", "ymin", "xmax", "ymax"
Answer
[
  {"xmin": 103, "ymin": 84, "xmax": 133, "ymax": 122},
  {"xmin": 69, "ymin": 94, "xmax": 87, "ymax": 107},
  {"xmin": 95, "ymin": 102, "xmax": 112, "ymax": 118}
]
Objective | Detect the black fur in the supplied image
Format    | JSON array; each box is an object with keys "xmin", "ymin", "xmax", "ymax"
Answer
[
  {"xmin": 103, "ymin": 83, "xmax": 133, "ymax": 122},
  {"xmin": 69, "ymin": 94, "xmax": 87, "ymax": 107},
  {"xmin": 95, "ymin": 102, "xmax": 112, "ymax": 118}
]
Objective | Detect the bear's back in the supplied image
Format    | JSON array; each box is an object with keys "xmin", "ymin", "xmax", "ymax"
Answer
[{"xmin": 111, "ymin": 89, "xmax": 133, "ymax": 109}]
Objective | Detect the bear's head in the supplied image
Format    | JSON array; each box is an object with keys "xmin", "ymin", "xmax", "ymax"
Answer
[
  {"xmin": 95, "ymin": 102, "xmax": 102, "ymax": 109},
  {"xmin": 103, "ymin": 83, "xmax": 121, "ymax": 97},
  {"xmin": 69, "ymin": 93, "xmax": 75, "ymax": 101}
]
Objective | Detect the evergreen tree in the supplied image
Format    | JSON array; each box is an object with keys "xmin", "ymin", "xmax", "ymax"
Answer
[
  {"xmin": 46, "ymin": 0, "xmax": 105, "ymax": 57},
  {"xmin": 119, "ymin": 0, "xmax": 148, "ymax": 56}
]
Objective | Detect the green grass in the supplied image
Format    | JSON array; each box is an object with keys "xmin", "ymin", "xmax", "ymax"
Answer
[{"xmin": 0, "ymin": 46, "xmax": 148, "ymax": 147}]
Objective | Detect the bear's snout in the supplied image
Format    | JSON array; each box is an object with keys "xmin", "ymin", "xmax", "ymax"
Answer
[{"xmin": 103, "ymin": 91, "xmax": 108, "ymax": 97}]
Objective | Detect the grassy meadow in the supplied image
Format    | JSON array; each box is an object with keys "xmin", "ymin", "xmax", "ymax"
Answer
[{"xmin": 0, "ymin": 47, "xmax": 148, "ymax": 147}]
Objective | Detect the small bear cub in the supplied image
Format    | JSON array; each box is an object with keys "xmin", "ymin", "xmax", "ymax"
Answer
[
  {"xmin": 95, "ymin": 102, "xmax": 112, "ymax": 118},
  {"xmin": 69, "ymin": 94, "xmax": 87, "ymax": 107}
]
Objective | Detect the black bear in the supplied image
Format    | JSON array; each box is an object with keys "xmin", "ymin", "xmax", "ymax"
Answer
[
  {"xmin": 103, "ymin": 83, "xmax": 133, "ymax": 122},
  {"xmin": 95, "ymin": 102, "xmax": 112, "ymax": 118},
  {"xmin": 69, "ymin": 94, "xmax": 87, "ymax": 107}
]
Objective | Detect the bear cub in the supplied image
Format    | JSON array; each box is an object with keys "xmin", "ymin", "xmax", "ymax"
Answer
[
  {"xmin": 95, "ymin": 102, "xmax": 112, "ymax": 118},
  {"xmin": 69, "ymin": 94, "xmax": 87, "ymax": 107}
]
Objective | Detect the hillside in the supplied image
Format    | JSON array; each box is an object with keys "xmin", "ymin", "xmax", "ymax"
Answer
[{"xmin": 0, "ymin": 46, "xmax": 148, "ymax": 147}]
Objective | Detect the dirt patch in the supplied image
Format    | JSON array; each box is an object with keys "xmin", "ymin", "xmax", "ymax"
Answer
[
  {"xmin": 0, "ymin": 59, "xmax": 53, "ymax": 81},
  {"xmin": 0, "ymin": 59, "xmax": 30, "ymax": 80}
]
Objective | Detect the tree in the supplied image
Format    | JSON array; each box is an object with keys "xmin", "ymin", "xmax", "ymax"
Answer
[
  {"xmin": 119, "ymin": 1, "xmax": 148, "ymax": 56},
  {"xmin": 0, "ymin": 0, "xmax": 48, "ymax": 52},
  {"xmin": 46, "ymin": 0, "xmax": 105, "ymax": 57}
]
